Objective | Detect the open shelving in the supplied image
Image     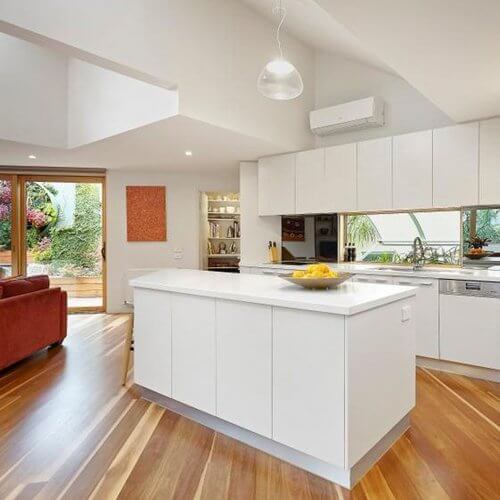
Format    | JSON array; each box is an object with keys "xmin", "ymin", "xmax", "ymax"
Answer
[{"xmin": 200, "ymin": 192, "xmax": 240, "ymax": 273}]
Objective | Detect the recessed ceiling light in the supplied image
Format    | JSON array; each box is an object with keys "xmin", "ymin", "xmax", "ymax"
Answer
[
  {"xmin": 185, "ymin": 150, "xmax": 193, "ymax": 156},
  {"xmin": 28, "ymin": 154, "xmax": 37, "ymax": 159}
]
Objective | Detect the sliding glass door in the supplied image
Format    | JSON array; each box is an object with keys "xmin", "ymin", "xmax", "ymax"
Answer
[
  {"xmin": 21, "ymin": 176, "xmax": 106, "ymax": 311},
  {"xmin": 0, "ymin": 175, "xmax": 18, "ymax": 278}
]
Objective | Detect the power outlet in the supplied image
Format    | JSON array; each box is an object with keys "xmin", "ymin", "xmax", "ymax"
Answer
[{"xmin": 174, "ymin": 248, "xmax": 183, "ymax": 260}]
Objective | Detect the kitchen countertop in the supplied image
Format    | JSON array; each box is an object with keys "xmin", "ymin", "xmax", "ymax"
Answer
[
  {"xmin": 242, "ymin": 262, "xmax": 500, "ymax": 282},
  {"xmin": 130, "ymin": 268, "xmax": 416, "ymax": 316}
]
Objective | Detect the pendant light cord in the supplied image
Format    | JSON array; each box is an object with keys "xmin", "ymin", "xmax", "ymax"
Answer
[{"xmin": 273, "ymin": 0, "xmax": 286, "ymax": 58}]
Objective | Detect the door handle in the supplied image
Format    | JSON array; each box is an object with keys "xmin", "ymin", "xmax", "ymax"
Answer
[{"xmin": 101, "ymin": 244, "xmax": 106, "ymax": 261}]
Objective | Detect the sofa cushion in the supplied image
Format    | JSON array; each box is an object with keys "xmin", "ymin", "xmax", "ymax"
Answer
[{"xmin": 0, "ymin": 275, "xmax": 50, "ymax": 299}]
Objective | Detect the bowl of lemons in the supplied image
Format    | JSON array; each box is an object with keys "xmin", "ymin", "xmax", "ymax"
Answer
[{"xmin": 281, "ymin": 264, "xmax": 352, "ymax": 290}]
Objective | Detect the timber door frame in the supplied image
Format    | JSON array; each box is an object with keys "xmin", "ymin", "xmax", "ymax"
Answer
[
  {"xmin": 0, "ymin": 173, "xmax": 21, "ymax": 277},
  {"xmin": 19, "ymin": 174, "xmax": 107, "ymax": 313}
]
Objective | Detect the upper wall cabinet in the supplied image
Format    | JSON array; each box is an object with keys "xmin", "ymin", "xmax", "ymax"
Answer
[
  {"xmin": 479, "ymin": 118, "xmax": 500, "ymax": 205},
  {"xmin": 392, "ymin": 130, "xmax": 433, "ymax": 210},
  {"xmin": 357, "ymin": 137, "xmax": 392, "ymax": 211},
  {"xmin": 433, "ymin": 123, "xmax": 479, "ymax": 207},
  {"xmin": 258, "ymin": 153, "xmax": 296, "ymax": 216},
  {"xmin": 324, "ymin": 143, "xmax": 357, "ymax": 213},
  {"xmin": 295, "ymin": 148, "xmax": 325, "ymax": 214}
]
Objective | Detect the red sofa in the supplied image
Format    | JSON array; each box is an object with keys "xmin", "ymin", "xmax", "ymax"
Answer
[{"xmin": 0, "ymin": 275, "xmax": 67, "ymax": 371}]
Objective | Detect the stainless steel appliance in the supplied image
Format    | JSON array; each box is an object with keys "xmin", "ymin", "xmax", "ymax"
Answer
[
  {"xmin": 439, "ymin": 279, "xmax": 500, "ymax": 298},
  {"xmin": 439, "ymin": 279, "xmax": 500, "ymax": 370}
]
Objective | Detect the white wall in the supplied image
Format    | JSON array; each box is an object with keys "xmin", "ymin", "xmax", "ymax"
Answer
[
  {"xmin": 106, "ymin": 169, "xmax": 239, "ymax": 312},
  {"xmin": 239, "ymin": 162, "xmax": 281, "ymax": 266},
  {"xmin": 0, "ymin": 32, "xmax": 67, "ymax": 147},
  {"xmin": 67, "ymin": 59, "xmax": 178, "ymax": 148},
  {"xmin": 314, "ymin": 52, "xmax": 453, "ymax": 147},
  {"xmin": 0, "ymin": 0, "xmax": 316, "ymax": 151}
]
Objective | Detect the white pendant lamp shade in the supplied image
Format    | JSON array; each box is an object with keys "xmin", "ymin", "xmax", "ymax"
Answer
[
  {"xmin": 257, "ymin": 58, "xmax": 303, "ymax": 100},
  {"xmin": 257, "ymin": 1, "xmax": 303, "ymax": 100}
]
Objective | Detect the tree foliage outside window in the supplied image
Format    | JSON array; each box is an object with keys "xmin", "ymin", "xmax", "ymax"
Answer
[
  {"xmin": 0, "ymin": 181, "xmax": 102, "ymax": 276},
  {"xmin": 346, "ymin": 215, "xmax": 379, "ymax": 249}
]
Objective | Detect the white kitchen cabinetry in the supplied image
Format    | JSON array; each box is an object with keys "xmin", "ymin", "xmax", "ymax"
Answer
[
  {"xmin": 440, "ymin": 294, "xmax": 500, "ymax": 370},
  {"xmin": 479, "ymin": 118, "xmax": 500, "ymax": 205},
  {"xmin": 133, "ymin": 289, "xmax": 172, "ymax": 396},
  {"xmin": 357, "ymin": 137, "xmax": 393, "ymax": 211},
  {"xmin": 392, "ymin": 130, "xmax": 433, "ymax": 210},
  {"xmin": 295, "ymin": 148, "xmax": 325, "ymax": 214},
  {"xmin": 392, "ymin": 277, "xmax": 439, "ymax": 358},
  {"xmin": 324, "ymin": 143, "xmax": 357, "ymax": 212},
  {"xmin": 171, "ymin": 294, "xmax": 216, "ymax": 414},
  {"xmin": 273, "ymin": 308, "xmax": 345, "ymax": 467},
  {"xmin": 433, "ymin": 123, "xmax": 479, "ymax": 207},
  {"xmin": 258, "ymin": 154, "xmax": 296, "ymax": 216},
  {"xmin": 216, "ymin": 300, "xmax": 272, "ymax": 437}
]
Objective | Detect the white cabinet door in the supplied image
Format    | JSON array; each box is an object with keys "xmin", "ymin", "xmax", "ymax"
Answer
[
  {"xmin": 133, "ymin": 288, "xmax": 172, "ymax": 396},
  {"xmin": 295, "ymin": 148, "xmax": 325, "ymax": 214},
  {"xmin": 392, "ymin": 277, "xmax": 439, "ymax": 358},
  {"xmin": 433, "ymin": 123, "xmax": 479, "ymax": 207},
  {"xmin": 440, "ymin": 294, "xmax": 500, "ymax": 370},
  {"xmin": 357, "ymin": 137, "xmax": 392, "ymax": 211},
  {"xmin": 352, "ymin": 274, "xmax": 394, "ymax": 285},
  {"xmin": 324, "ymin": 143, "xmax": 357, "ymax": 212},
  {"xmin": 393, "ymin": 130, "xmax": 433, "ymax": 209},
  {"xmin": 258, "ymin": 154, "xmax": 296, "ymax": 216},
  {"xmin": 171, "ymin": 294, "xmax": 216, "ymax": 413},
  {"xmin": 273, "ymin": 308, "xmax": 345, "ymax": 467},
  {"xmin": 479, "ymin": 118, "xmax": 500, "ymax": 205},
  {"xmin": 216, "ymin": 300, "xmax": 272, "ymax": 437},
  {"xmin": 346, "ymin": 298, "xmax": 415, "ymax": 466}
]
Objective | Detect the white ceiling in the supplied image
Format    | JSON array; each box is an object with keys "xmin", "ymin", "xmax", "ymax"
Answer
[
  {"xmin": 240, "ymin": 0, "xmax": 393, "ymax": 72},
  {"xmin": 0, "ymin": 115, "xmax": 282, "ymax": 172},
  {"xmin": 315, "ymin": 0, "xmax": 500, "ymax": 122}
]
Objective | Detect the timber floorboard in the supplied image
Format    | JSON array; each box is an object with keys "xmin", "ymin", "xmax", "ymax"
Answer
[{"xmin": 0, "ymin": 314, "xmax": 498, "ymax": 499}]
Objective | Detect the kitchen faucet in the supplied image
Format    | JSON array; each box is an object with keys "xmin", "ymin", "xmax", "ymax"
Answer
[{"xmin": 412, "ymin": 237, "xmax": 425, "ymax": 270}]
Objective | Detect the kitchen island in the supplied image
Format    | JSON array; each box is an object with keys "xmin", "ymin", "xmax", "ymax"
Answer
[{"xmin": 130, "ymin": 269, "xmax": 416, "ymax": 488}]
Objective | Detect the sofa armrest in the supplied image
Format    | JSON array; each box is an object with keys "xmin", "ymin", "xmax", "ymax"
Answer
[{"xmin": 0, "ymin": 288, "xmax": 65, "ymax": 370}]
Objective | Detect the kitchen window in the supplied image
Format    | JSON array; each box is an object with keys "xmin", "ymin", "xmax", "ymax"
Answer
[
  {"xmin": 462, "ymin": 208, "xmax": 500, "ymax": 266},
  {"xmin": 343, "ymin": 210, "xmax": 461, "ymax": 265}
]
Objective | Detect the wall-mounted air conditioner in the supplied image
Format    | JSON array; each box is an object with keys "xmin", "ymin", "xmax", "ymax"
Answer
[{"xmin": 310, "ymin": 96, "xmax": 385, "ymax": 136}]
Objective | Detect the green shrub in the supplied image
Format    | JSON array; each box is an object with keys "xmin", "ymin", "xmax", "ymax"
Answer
[{"xmin": 49, "ymin": 183, "xmax": 102, "ymax": 273}]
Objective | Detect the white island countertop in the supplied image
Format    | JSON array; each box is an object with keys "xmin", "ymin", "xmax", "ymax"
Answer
[{"xmin": 130, "ymin": 268, "xmax": 415, "ymax": 316}]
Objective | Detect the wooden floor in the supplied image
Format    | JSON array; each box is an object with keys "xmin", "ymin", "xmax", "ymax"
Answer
[{"xmin": 0, "ymin": 315, "xmax": 499, "ymax": 500}]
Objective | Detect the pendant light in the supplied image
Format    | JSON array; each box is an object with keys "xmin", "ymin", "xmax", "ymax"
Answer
[{"xmin": 257, "ymin": 0, "xmax": 303, "ymax": 100}]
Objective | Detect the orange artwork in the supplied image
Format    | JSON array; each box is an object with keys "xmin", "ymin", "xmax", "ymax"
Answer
[{"xmin": 126, "ymin": 186, "xmax": 167, "ymax": 241}]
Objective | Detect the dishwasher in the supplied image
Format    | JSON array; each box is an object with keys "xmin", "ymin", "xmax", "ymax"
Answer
[{"xmin": 439, "ymin": 280, "xmax": 500, "ymax": 370}]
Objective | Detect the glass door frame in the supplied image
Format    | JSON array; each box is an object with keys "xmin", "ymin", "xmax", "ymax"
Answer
[
  {"xmin": 19, "ymin": 174, "xmax": 106, "ymax": 313},
  {"xmin": 0, "ymin": 173, "xmax": 21, "ymax": 278}
]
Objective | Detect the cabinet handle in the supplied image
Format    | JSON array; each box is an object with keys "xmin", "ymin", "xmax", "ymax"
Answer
[{"xmin": 398, "ymin": 281, "xmax": 433, "ymax": 287}]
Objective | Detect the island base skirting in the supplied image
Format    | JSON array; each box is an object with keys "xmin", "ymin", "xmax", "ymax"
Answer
[
  {"xmin": 416, "ymin": 356, "xmax": 500, "ymax": 383},
  {"xmin": 138, "ymin": 384, "xmax": 410, "ymax": 490}
]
